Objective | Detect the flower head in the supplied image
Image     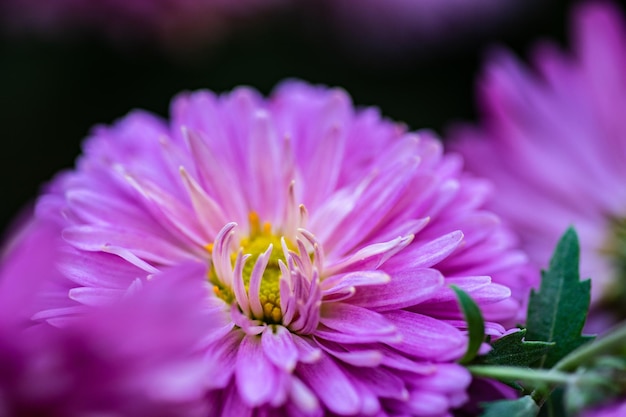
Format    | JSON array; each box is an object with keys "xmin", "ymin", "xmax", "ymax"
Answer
[
  {"xmin": 448, "ymin": 1, "xmax": 626, "ymax": 323},
  {"xmin": 30, "ymin": 80, "xmax": 531, "ymax": 415}
]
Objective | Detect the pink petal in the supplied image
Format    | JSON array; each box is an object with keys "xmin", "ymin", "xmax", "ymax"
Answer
[
  {"xmin": 349, "ymin": 367, "xmax": 408, "ymax": 400},
  {"xmin": 321, "ymin": 270, "xmax": 390, "ymax": 300},
  {"xmin": 58, "ymin": 247, "xmax": 146, "ymax": 288},
  {"xmin": 325, "ymin": 235, "xmax": 413, "ymax": 275},
  {"xmin": 63, "ymin": 225, "xmax": 195, "ymax": 266},
  {"xmin": 386, "ymin": 230, "xmax": 464, "ymax": 270},
  {"xmin": 349, "ymin": 268, "xmax": 444, "ymax": 311},
  {"xmin": 292, "ymin": 335, "xmax": 323, "ymax": 364},
  {"xmin": 68, "ymin": 287, "xmax": 125, "ymax": 306},
  {"xmin": 297, "ymin": 354, "xmax": 361, "ymax": 415},
  {"xmin": 406, "ymin": 390, "xmax": 449, "ymax": 416},
  {"xmin": 183, "ymin": 128, "xmax": 247, "ymax": 225},
  {"xmin": 262, "ymin": 325, "xmax": 298, "ymax": 372},
  {"xmin": 315, "ymin": 339, "xmax": 383, "ymax": 367},
  {"xmin": 384, "ymin": 310, "xmax": 466, "ymax": 361},
  {"xmin": 179, "ymin": 166, "xmax": 229, "ymax": 240},
  {"xmin": 248, "ymin": 246, "xmax": 273, "ymax": 319},
  {"xmin": 236, "ymin": 334, "xmax": 280, "ymax": 407},
  {"xmin": 248, "ymin": 111, "xmax": 285, "ymax": 223},
  {"xmin": 204, "ymin": 330, "xmax": 243, "ymax": 389},
  {"xmin": 288, "ymin": 377, "xmax": 321, "ymax": 416},
  {"xmin": 319, "ymin": 303, "xmax": 396, "ymax": 338}
]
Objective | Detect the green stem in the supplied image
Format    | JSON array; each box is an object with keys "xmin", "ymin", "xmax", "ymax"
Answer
[
  {"xmin": 553, "ymin": 320, "xmax": 626, "ymax": 372},
  {"xmin": 529, "ymin": 321, "xmax": 626, "ymax": 406},
  {"xmin": 467, "ymin": 365, "xmax": 573, "ymax": 386}
]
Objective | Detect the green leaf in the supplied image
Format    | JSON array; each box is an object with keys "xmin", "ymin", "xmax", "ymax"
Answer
[
  {"xmin": 452, "ymin": 285, "xmax": 485, "ymax": 364},
  {"xmin": 526, "ymin": 227, "xmax": 594, "ymax": 368},
  {"xmin": 478, "ymin": 329, "xmax": 555, "ymax": 367},
  {"xmin": 538, "ymin": 388, "xmax": 566, "ymax": 417},
  {"xmin": 480, "ymin": 396, "xmax": 539, "ymax": 417}
]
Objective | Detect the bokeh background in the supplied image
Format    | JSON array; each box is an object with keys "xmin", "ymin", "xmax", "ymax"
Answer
[{"xmin": 0, "ymin": 0, "xmax": 581, "ymax": 235}]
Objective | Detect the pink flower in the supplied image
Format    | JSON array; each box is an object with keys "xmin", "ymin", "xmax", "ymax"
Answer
[
  {"xmin": 27, "ymin": 80, "xmax": 531, "ymax": 415},
  {"xmin": 448, "ymin": 1, "xmax": 626, "ymax": 322},
  {"xmin": 1, "ymin": 0, "xmax": 284, "ymax": 46},
  {"xmin": 0, "ymin": 218, "xmax": 222, "ymax": 415},
  {"xmin": 309, "ymin": 0, "xmax": 540, "ymax": 57}
]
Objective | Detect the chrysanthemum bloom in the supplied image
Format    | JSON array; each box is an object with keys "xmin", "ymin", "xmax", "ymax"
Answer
[
  {"xmin": 30, "ymin": 81, "xmax": 531, "ymax": 416},
  {"xmin": 0, "ymin": 0, "xmax": 285, "ymax": 47},
  {"xmin": 448, "ymin": 1, "xmax": 626, "ymax": 321},
  {"xmin": 0, "ymin": 220, "xmax": 221, "ymax": 416}
]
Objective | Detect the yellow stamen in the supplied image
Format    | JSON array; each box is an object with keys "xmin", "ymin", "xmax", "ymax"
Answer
[
  {"xmin": 249, "ymin": 212, "xmax": 261, "ymax": 236},
  {"xmin": 208, "ymin": 212, "xmax": 297, "ymax": 324}
]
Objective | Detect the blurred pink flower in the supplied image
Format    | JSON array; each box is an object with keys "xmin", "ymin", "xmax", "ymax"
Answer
[
  {"xmin": 0, "ymin": 219, "xmax": 221, "ymax": 415},
  {"xmin": 19, "ymin": 80, "xmax": 532, "ymax": 415},
  {"xmin": 1, "ymin": 0, "xmax": 285, "ymax": 47},
  {"xmin": 309, "ymin": 0, "xmax": 540, "ymax": 58},
  {"xmin": 448, "ymin": 2, "xmax": 626, "ymax": 321}
]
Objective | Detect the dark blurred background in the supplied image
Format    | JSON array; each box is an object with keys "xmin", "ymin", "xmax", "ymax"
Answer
[{"xmin": 0, "ymin": 0, "xmax": 580, "ymax": 235}]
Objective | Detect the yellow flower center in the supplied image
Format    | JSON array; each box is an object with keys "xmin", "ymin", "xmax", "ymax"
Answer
[{"xmin": 209, "ymin": 212, "xmax": 290, "ymax": 324}]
